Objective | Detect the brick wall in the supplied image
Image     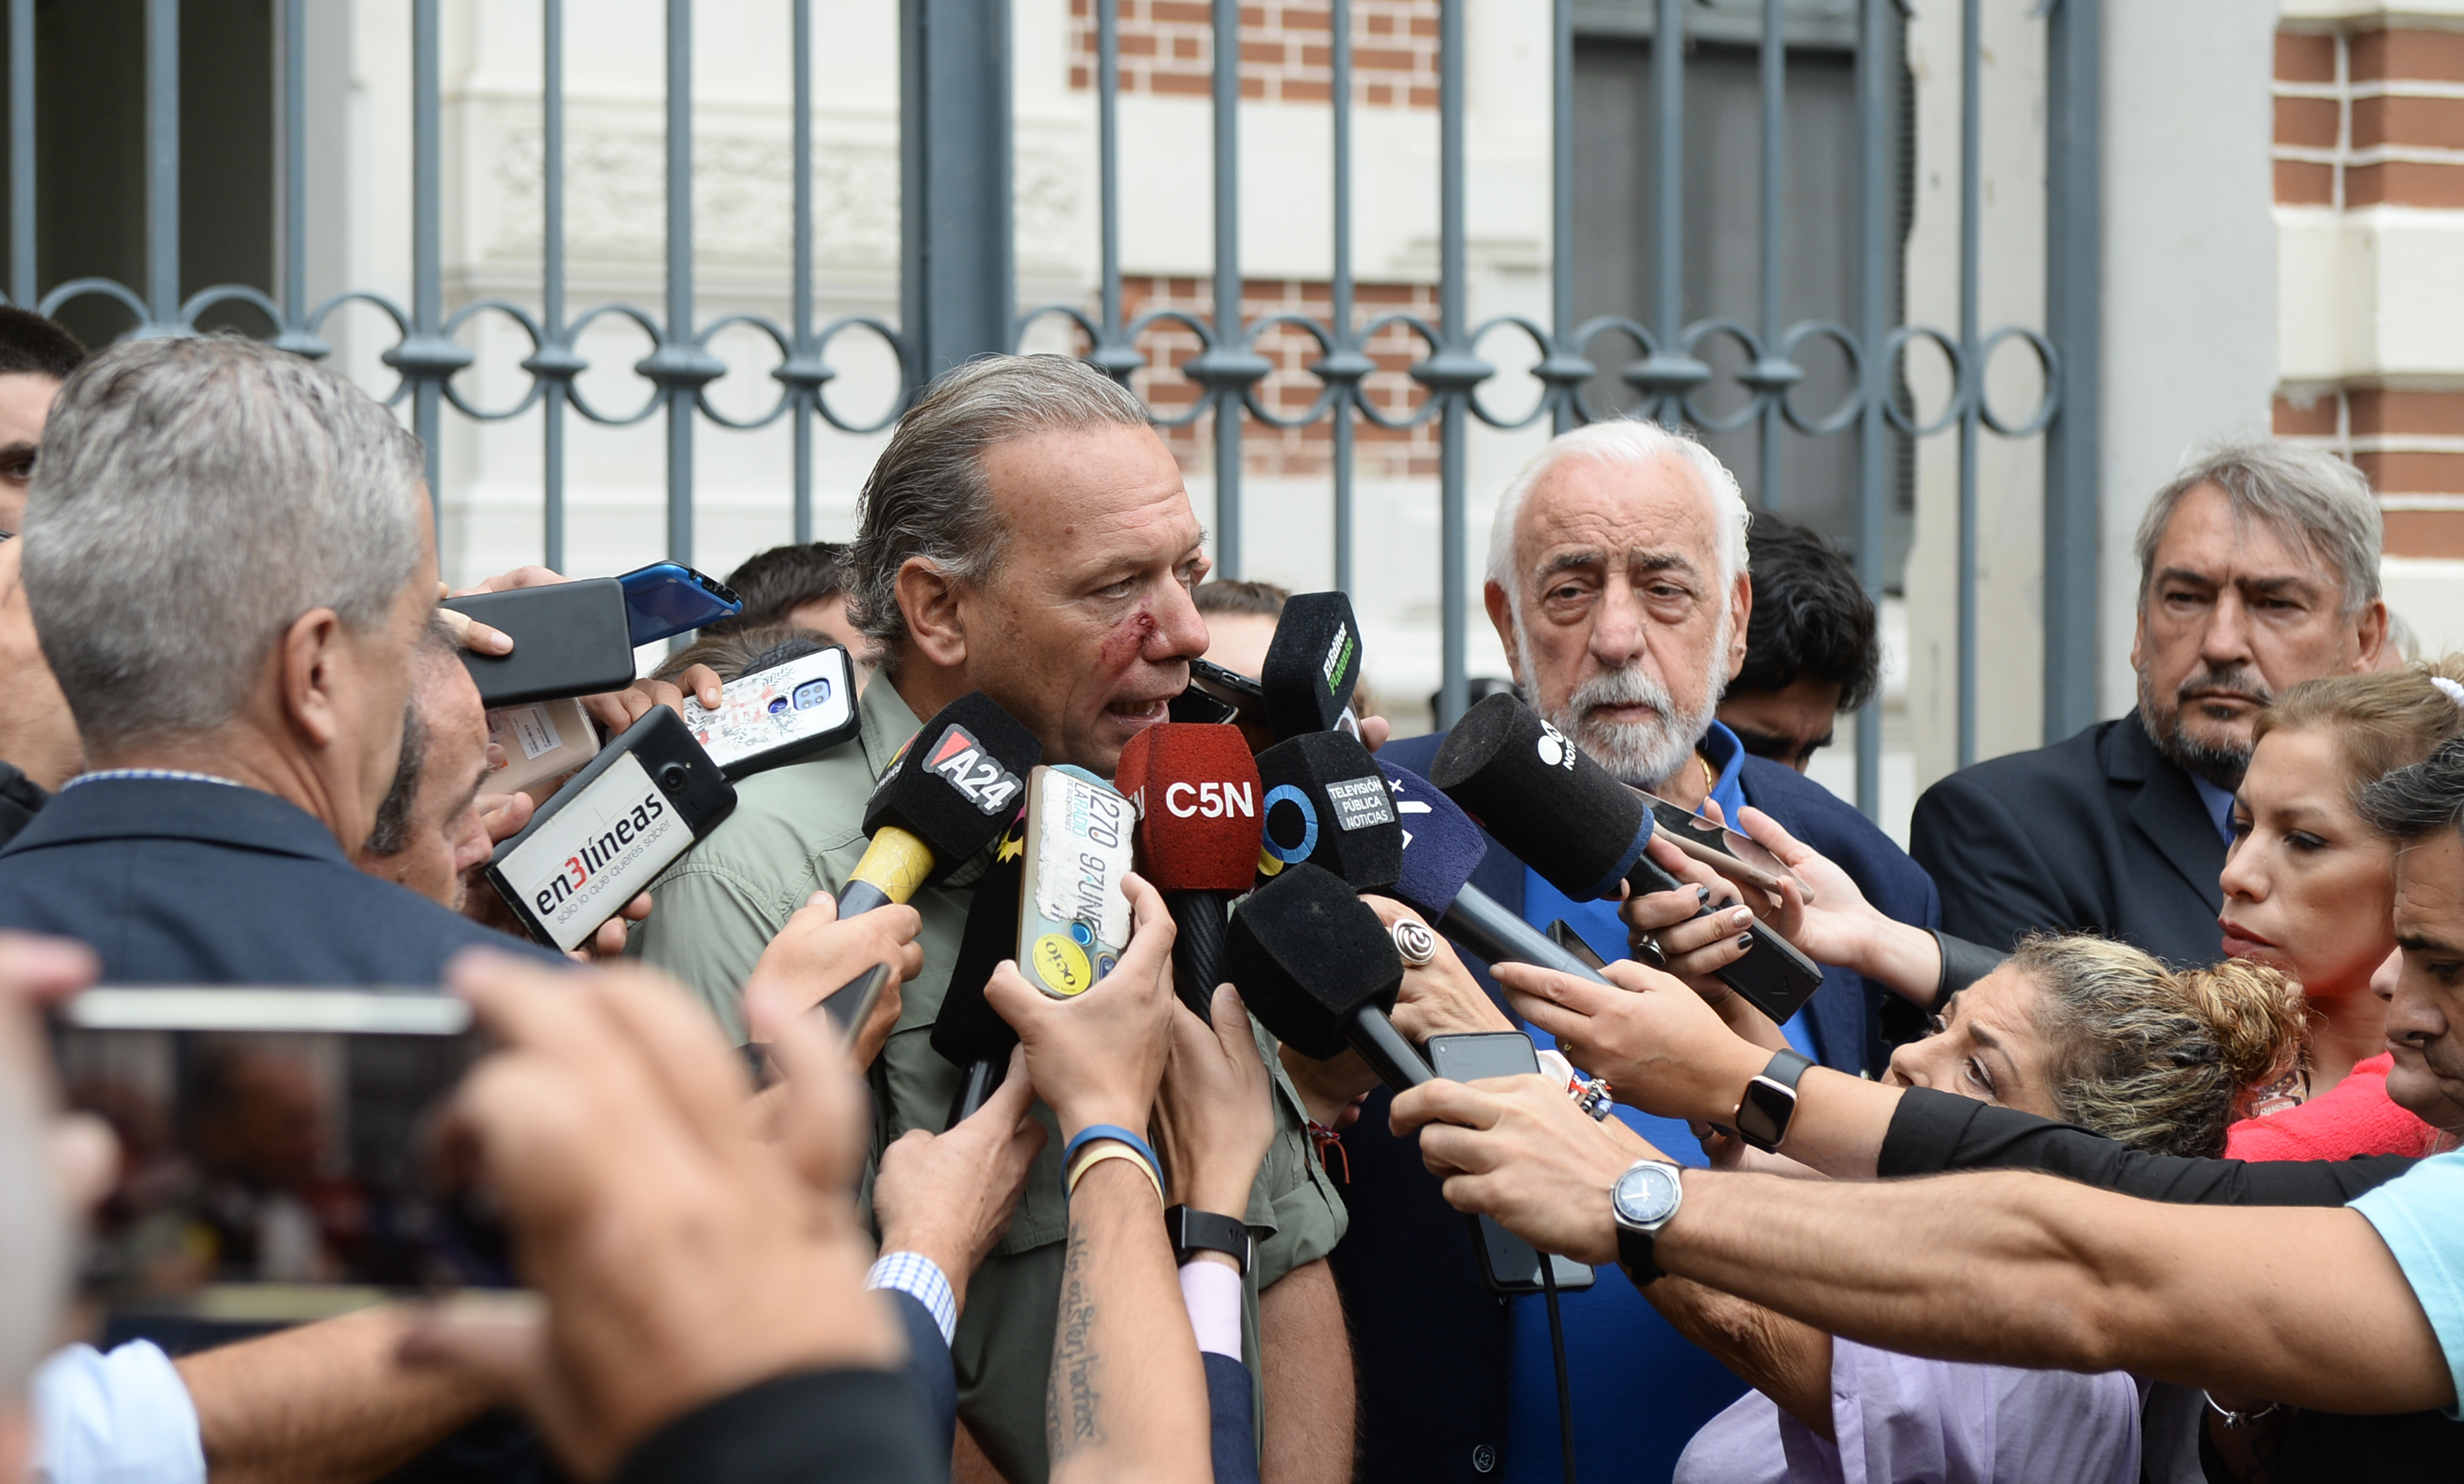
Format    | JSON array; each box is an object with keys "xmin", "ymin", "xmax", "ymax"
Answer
[
  {"xmin": 1093, "ymin": 276, "xmax": 1442, "ymax": 480},
  {"xmin": 2274, "ymin": 22, "xmax": 2464, "ymax": 558},
  {"xmin": 1068, "ymin": 0, "xmax": 1440, "ymax": 107}
]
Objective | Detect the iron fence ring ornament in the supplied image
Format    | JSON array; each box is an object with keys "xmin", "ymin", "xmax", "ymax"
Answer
[
  {"xmin": 556, "ymin": 303, "xmax": 670, "ymax": 427},
  {"xmin": 1775, "ymin": 321, "xmax": 1864, "ymax": 435},
  {"xmin": 1239, "ymin": 313, "xmax": 1337, "ymax": 429},
  {"xmin": 1678, "ymin": 318, "xmax": 1766, "ymax": 434},
  {"xmin": 690, "ymin": 312, "xmax": 798, "ymax": 431},
  {"xmin": 1881, "ymin": 324, "xmax": 1968, "ymax": 437},
  {"xmin": 1567, "ymin": 316, "xmax": 1661, "ymax": 424},
  {"xmin": 1352, "ymin": 312, "xmax": 1447, "ymax": 433},
  {"xmin": 438, "ymin": 299, "xmax": 551, "ymax": 422},
  {"xmin": 1464, "ymin": 315, "xmax": 1558, "ymax": 431},
  {"xmin": 804, "ymin": 315, "xmax": 912, "ymax": 434},
  {"xmin": 37, "ymin": 279, "xmax": 161, "ymax": 337},
  {"xmin": 1119, "ymin": 307, "xmax": 1222, "ymax": 430},
  {"xmin": 1975, "ymin": 325, "xmax": 2061, "ymax": 437}
]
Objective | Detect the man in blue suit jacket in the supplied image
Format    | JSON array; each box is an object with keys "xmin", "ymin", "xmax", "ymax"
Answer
[
  {"xmin": 1332, "ymin": 420, "xmax": 1938, "ymax": 1484},
  {"xmin": 0, "ymin": 335, "xmax": 561, "ymax": 983}
]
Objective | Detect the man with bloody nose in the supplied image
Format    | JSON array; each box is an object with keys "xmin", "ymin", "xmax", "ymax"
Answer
[{"xmin": 631, "ymin": 355, "xmax": 1352, "ymax": 1484}]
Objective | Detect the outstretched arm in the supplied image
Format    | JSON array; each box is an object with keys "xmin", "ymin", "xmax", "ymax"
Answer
[{"xmin": 1393, "ymin": 1074, "xmax": 2454, "ymax": 1416}]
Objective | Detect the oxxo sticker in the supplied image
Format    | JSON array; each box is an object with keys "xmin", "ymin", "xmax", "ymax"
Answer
[
  {"xmin": 1325, "ymin": 773, "xmax": 1396, "ymax": 832},
  {"xmin": 927, "ymin": 724, "xmax": 1024, "ymax": 815},
  {"xmin": 1031, "ymin": 932, "xmax": 1094, "ymax": 996},
  {"xmin": 1535, "ymin": 719, "xmax": 1578, "ymax": 770}
]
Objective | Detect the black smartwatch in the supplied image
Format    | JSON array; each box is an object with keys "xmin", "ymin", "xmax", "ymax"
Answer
[
  {"xmin": 1733, "ymin": 1049, "xmax": 1814, "ymax": 1153},
  {"xmin": 1165, "ymin": 1205, "xmax": 1254, "ymax": 1277}
]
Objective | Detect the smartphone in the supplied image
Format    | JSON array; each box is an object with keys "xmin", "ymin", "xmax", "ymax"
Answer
[
  {"xmin": 1637, "ymin": 791, "xmax": 1812, "ymax": 904},
  {"xmin": 484, "ymin": 696, "xmax": 601, "ymax": 797},
  {"xmin": 48, "ymin": 985, "xmax": 505, "ymax": 1322},
  {"xmin": 485, "ymin": 707, "xmax": 736, "ymax": 952},
  {"xmin": 1016, "ymin": 765, "xmax": 1135, "ymax": 999},
  {"xmin": 1622, "ymin": 845, "xmax": 1828, "ymax": 1025},
  {"xmin": 1544, "ymin": 920, "xmax": 1610, "ymax": 973},
  {"xmin": 617, "ymin": 561, "xmax": 744, "ymax": 647},
  {"xmin": 675, "ymin": 645, "xmax": 858, "ymax": 781},
  {"xmin": 443, "ymin": 579, "xmax": 638, "ymax": 707},
  {"xmin": 1424, "ymin": 1031, "xmax": 1598, "ymax": 1296}
]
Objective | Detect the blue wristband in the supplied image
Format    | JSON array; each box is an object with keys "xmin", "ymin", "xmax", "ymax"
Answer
[{"xmin": 1062, "ymin": 1124, "xmax": 1161, "ymax": 1185}]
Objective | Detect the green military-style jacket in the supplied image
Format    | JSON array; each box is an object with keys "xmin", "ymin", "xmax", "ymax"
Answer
[{"xmin": 630, "ymin": 676, "xmax": 1348, "ymax": 1483}]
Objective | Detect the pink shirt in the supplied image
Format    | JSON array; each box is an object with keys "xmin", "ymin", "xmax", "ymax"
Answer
[{"xmin": 2225, "ymin": 1052, "xmax": 2435, "ymax": 1162}]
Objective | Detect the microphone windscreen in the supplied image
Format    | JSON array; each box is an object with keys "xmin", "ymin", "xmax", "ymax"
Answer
[
  {"xmin": 928, "ymin": 850, "xmax": 1026, "ymax": 1066},
  {"xmin": 1259, "ymin": 591, "xmax": 1363, "ymax": 741},
  {"xmin": 1116, "ymin": 723, "xmax": 1264, "ymax": 892},
  {"xmin": 1253, "ymin": 729, "xmax": 1403, "ymax": 892},
  {"xmin": 862, "ymin": 692, "xmax": 1043, "ymax": 884},
  {"xmin": 1225, "ymin": 861, "xmax": 1402, "ymax": 1061},
  {"xmin": 1377, "ymin": 761, "xmax": 1486, "ymax": 923},
  {"xmin": 1427, "ymin": 691, "xmax": 1648, "ymax": 900}
]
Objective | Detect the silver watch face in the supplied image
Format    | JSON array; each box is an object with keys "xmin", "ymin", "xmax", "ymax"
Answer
[{"xmin": 1611, "ymin": 1162, "xmax": 1683, "ymax": 1228}]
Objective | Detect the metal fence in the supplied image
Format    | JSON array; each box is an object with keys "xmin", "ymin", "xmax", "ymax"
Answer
[{"xmin": 0, "ymin": 0, "xmax": 2100, "ymax": 818}]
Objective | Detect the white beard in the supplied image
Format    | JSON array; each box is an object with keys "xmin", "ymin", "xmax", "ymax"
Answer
[{"xmin": 1520, "ymin": 617, "xmax": 1728, "ymax": 790}]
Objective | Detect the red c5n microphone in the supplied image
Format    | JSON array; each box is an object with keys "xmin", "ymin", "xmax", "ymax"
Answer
[
  {"xmin": 1428, "ymin": 692, "xmax": 1826, "ymax": 1025},
  {"xmin": 842, "ymin": 692, "xmax": 1042, "ymax": 917},
  {"xmin": 1259, "ymin": 591, "xmax": 1365, "ymax": 742},
  {"xmin": 1116, "ymin": 724, "xmax": 1264, "ymax": 1018},
  {"xmin": 1227, "ymin": 862, "xmax": 1432, "ymax": 1091}
]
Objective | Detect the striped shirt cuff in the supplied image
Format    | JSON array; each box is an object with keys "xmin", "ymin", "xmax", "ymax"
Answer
[{"xmin": 866, "ymin": 1251, "xmax": 958, "ymax": 1347}]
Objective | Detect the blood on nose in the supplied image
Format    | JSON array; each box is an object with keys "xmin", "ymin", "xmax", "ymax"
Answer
[{"xmin": 1099, "ymin": 604, "xmax": 1160, "ymax": 671}]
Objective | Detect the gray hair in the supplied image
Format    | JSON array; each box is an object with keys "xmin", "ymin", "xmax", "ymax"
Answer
[
  {"xmin": 22, "ymin": 336, "xmax": 426, "ymax": 753},
  {"xmin": 846, "ymin": 355, "xmax": 1154, "ymax": 674},
  {"xmin": 1486, "ymin": 418, "xmax": 1751, "ymax": 604},
  {"xmin": 0, "ymin": 1024, "xmax": 67, "ymax": 1401},
  {"xmin": 2134, "ymin": 438, "xmax": 2382, "ymax": 616}
]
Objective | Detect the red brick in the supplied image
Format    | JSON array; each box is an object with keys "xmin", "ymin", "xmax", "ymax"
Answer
[
  {"xmin": 2358, "ymin": 449, "xmax": 2464, "ymax": 491},
  {"xmin": 2353, "ymin": 388, "xmax": 2464, "ymax": 437},
  {"xmin": 1355, "ymin": 44, "xmax": 1416, "ymax": 70},
  {"xmin": 2276, "ymin": 94, "xmax": 2341, "ymax": 149},
  {"xmin": 1407, "ymin": 85, "xmax": 1438, "ymax": 107},
  {"xmin": 2273, "ymin": 394, "xmax": 2341, "ymax": 437},
  {"xmin": 1150, "ymin": 0, "xmax": 1210, "ymax": 21},
  {"xmin": 1119, "ymin": 31, "xmax": 1159, "ymax": 55},
  {"xmin": 1366, "ymin": 12, "xmax": 1393, "ymax": 33},
  {"xmin": 1280, "ymin": 7, "xmax": 1329, "ymax": 29},
  {"xmin": 2352, "ymin": 28, "xmax": 2464, "ymax": 85},
  {"xmin": 1151, "ymin": 68, "xmax": 1211, "ymax": 94},
  {"xmin": 1366, "ymin": 82, "xmax": 1394, "ymax": 105},
  {"xmin": 1240, "ymin": 39, "xmax": 1286, "ymax": 62},
  {"xmin": 1409, "ymin": 14, "xmax": 1438, "ymax": 37},
  {"xmin": 2347, "ymin": 160, "xmax": 2464, "ymax": 207},
  {"xmin": 1175, "ymin": 35, "xmax": 1201, "ymax": 58},
  {"xmin": 2383, "ymin": 511, "xmax": 2464, "ymax": 557},
  {"xmin": 2277, "ymin": 31, "xmax": 2336, "ymax": 84},
  {"xmin": 1240, "ymin": 75, "xmax": 1266, "ymax": 98},
  {"xmin": 2354, "ymin": 94, "xmax": 2464, "ymax": 152},
  {"xmin": 2275, "ymin": 158, "xmax": 2336, "ymax": 204}
]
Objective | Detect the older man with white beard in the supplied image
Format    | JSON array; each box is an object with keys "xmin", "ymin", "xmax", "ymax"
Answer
[{"xmin": 1359, "ymin": 419, "xmax": 1939, "ymax": 1484}]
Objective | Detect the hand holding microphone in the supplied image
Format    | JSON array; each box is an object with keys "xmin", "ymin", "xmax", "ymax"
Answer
[
  {"xmin": 982, "ymin": 872, "xmax": 1179, "ymax": 1143},
  {"xmin": 1153, "ymin": 983, "xmax": 1277, "ymax": 1224}
]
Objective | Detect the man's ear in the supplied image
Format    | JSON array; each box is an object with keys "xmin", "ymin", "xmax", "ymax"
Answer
[
  {"xmin": 280, "ymin": 607, "xmax": 347, "ymax": 749},
  {"xmin": 2128, "ymin": 597, "xmax": 2146, "ymax": 677},
  {"xmin": 2354, "ymin": 597, "xmax": 2389, "ymax": 671},
  {"xmin": 896, "ymin": 557, "xmax": 967, "ymax": 673},
  {"xmin": 1483, "ymin": 581, "xmax": 1521, "ymax": 686},
  {"xmin": 1726, "ymin": 571, "xmax": 1753, "ymax": 683}
]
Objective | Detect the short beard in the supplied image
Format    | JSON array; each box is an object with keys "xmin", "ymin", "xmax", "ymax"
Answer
[
  {"xmin": 1521, "ymin": 617, "xmax": 1727, "ymax": 790},
  {"xmin": 2137, "ymin": 661, "xmax": 2273, "ymax": 791}
]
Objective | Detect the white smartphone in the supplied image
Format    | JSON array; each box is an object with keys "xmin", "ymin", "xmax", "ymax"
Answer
[{"xmin": 677, "ymin": 646, "xmax": 859, "ymax": 781}]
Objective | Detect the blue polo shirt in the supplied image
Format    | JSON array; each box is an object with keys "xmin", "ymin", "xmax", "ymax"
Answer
[{"xmin": 1504, "ymin": 721, "xmax": 1814, "ymax": 1484}]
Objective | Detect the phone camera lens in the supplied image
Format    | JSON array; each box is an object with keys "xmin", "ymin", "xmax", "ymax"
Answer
[{"xmin": 656, "ymin": 761, "xmax": 689, "ymax": 796}]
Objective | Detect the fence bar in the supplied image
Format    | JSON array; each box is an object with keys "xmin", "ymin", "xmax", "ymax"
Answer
[
  {"xmin": 145, "ymin": 0, "xmax": 179, "ymax": 326},
  {"xmin": 1097, "ymin": 0, "xmax": 1121, "ymax": 360},
  {"xmin": 1652, "ymin": 0, "xmax": 1683, "ymax": 423},
  {"xmin": 1330, "ymin": 0, "xmax": 1354, "ymax": 592},
  {"xmin": 1550, "ymin": 0, "xmax": 1573, "ymax": 435},
  {"xmin": 2042, "ymin": 0, "xmax": 2101, "ymax": 741},
  {"xmin": 541, "ymin": 0, "xmax": 568, "ymax": 568},
  {"xmin": 10, "ymin": 0, "xmax": 30, "ymax": 307},
  {"xmin": 1436, "ymin": 0, "xmax": 1467, "ymax": 723},
  {"xmin": 280, "ymin": 0, "xmax": 303, "ymax": 326},
  {"xmin": 410, "ymin": 0, "xmax": 443, "ymax": 517},
  {"xmin": 790, "ymin": 0, "xmax": 812, "ymax": 544},
  {"xmin": 1954, "ymin": 0, "xmax": 1980, "ymax": 768},
  {"xmin": 660, "ymin": 0, "xmax": 699, "ymax": 565},
  {"xmin": 1756, "ymin": 0, "xmax": 1785, "ymax": 505},
  {"xmin": 900, "ymin": 0, "xmax": 1012, "ymax": 376},
  {"xmin": 1851, "ymin": 0, "xmax": 1889, "ymax": 818},
  {"xmin": 1209, "ymin": 0, "xmax": 1244, "ymax": 577}
]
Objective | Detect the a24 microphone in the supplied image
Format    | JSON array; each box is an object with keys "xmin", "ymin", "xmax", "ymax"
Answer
[{"xmin": 841, "ymin": 692, "xmax": 1042, "ymax": 917}]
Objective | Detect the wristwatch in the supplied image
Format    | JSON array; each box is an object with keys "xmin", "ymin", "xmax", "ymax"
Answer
[
  {"xmin": 1610, "ymin": 1159, "xmax": 1686, "ymax": 1285},
  {"xmin": 1733, "ymin": 1048, "xmax": 1814, "ymax": 1153},
  {"xmin": 1165, "ymin": 1205, "xmax": 1254, "ymax": 1277}
]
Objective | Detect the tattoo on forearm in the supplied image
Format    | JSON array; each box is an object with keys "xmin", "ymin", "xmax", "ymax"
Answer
[{"xmin": 1048, "ymin": 1218, "xmax": 1106, "ymax": 1459}]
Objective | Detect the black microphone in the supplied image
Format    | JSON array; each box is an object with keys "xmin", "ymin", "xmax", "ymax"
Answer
[
  {"xmin": 928, "ymin": 852, "xmax": 1025, "ymax": 1128},
  {"xmin": 1429, "ymin": 692, "xmax": 1826, "ymax": 1024},
  {"xmin": 1252, "ymin": 729, "xmax": 1403, "ymax": 892},
  {"xmin": 842, "ymin": 692, "xmax": 1042, "ymax": 917},
  {"xmin": 1258, "ymin": 591, "xmax": 1366, "ymax": 742},
  {"xmin": 1228, "ymin": 862, "xmax": 1431, "ymax": 1091},
  {"xmin": 1378, "ymin": 760, "xmax": 1610, "ymax": 986}
]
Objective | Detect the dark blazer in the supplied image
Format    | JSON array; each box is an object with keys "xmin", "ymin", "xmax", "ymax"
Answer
[
  {"xmin": 1909, "ymin": 709, "xmax": 2225, "ymax": 969},
  {"xmin": 1336, "ymin": 733, "xmax": 1939, "ymax": 1484},
  {"xmin": 0, "ymin": 777, "xmax": 560, "ymax": 982},
  {"xmin": 608, "ymin": 1369, "xmax": 939, "ymax": 1484}
]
